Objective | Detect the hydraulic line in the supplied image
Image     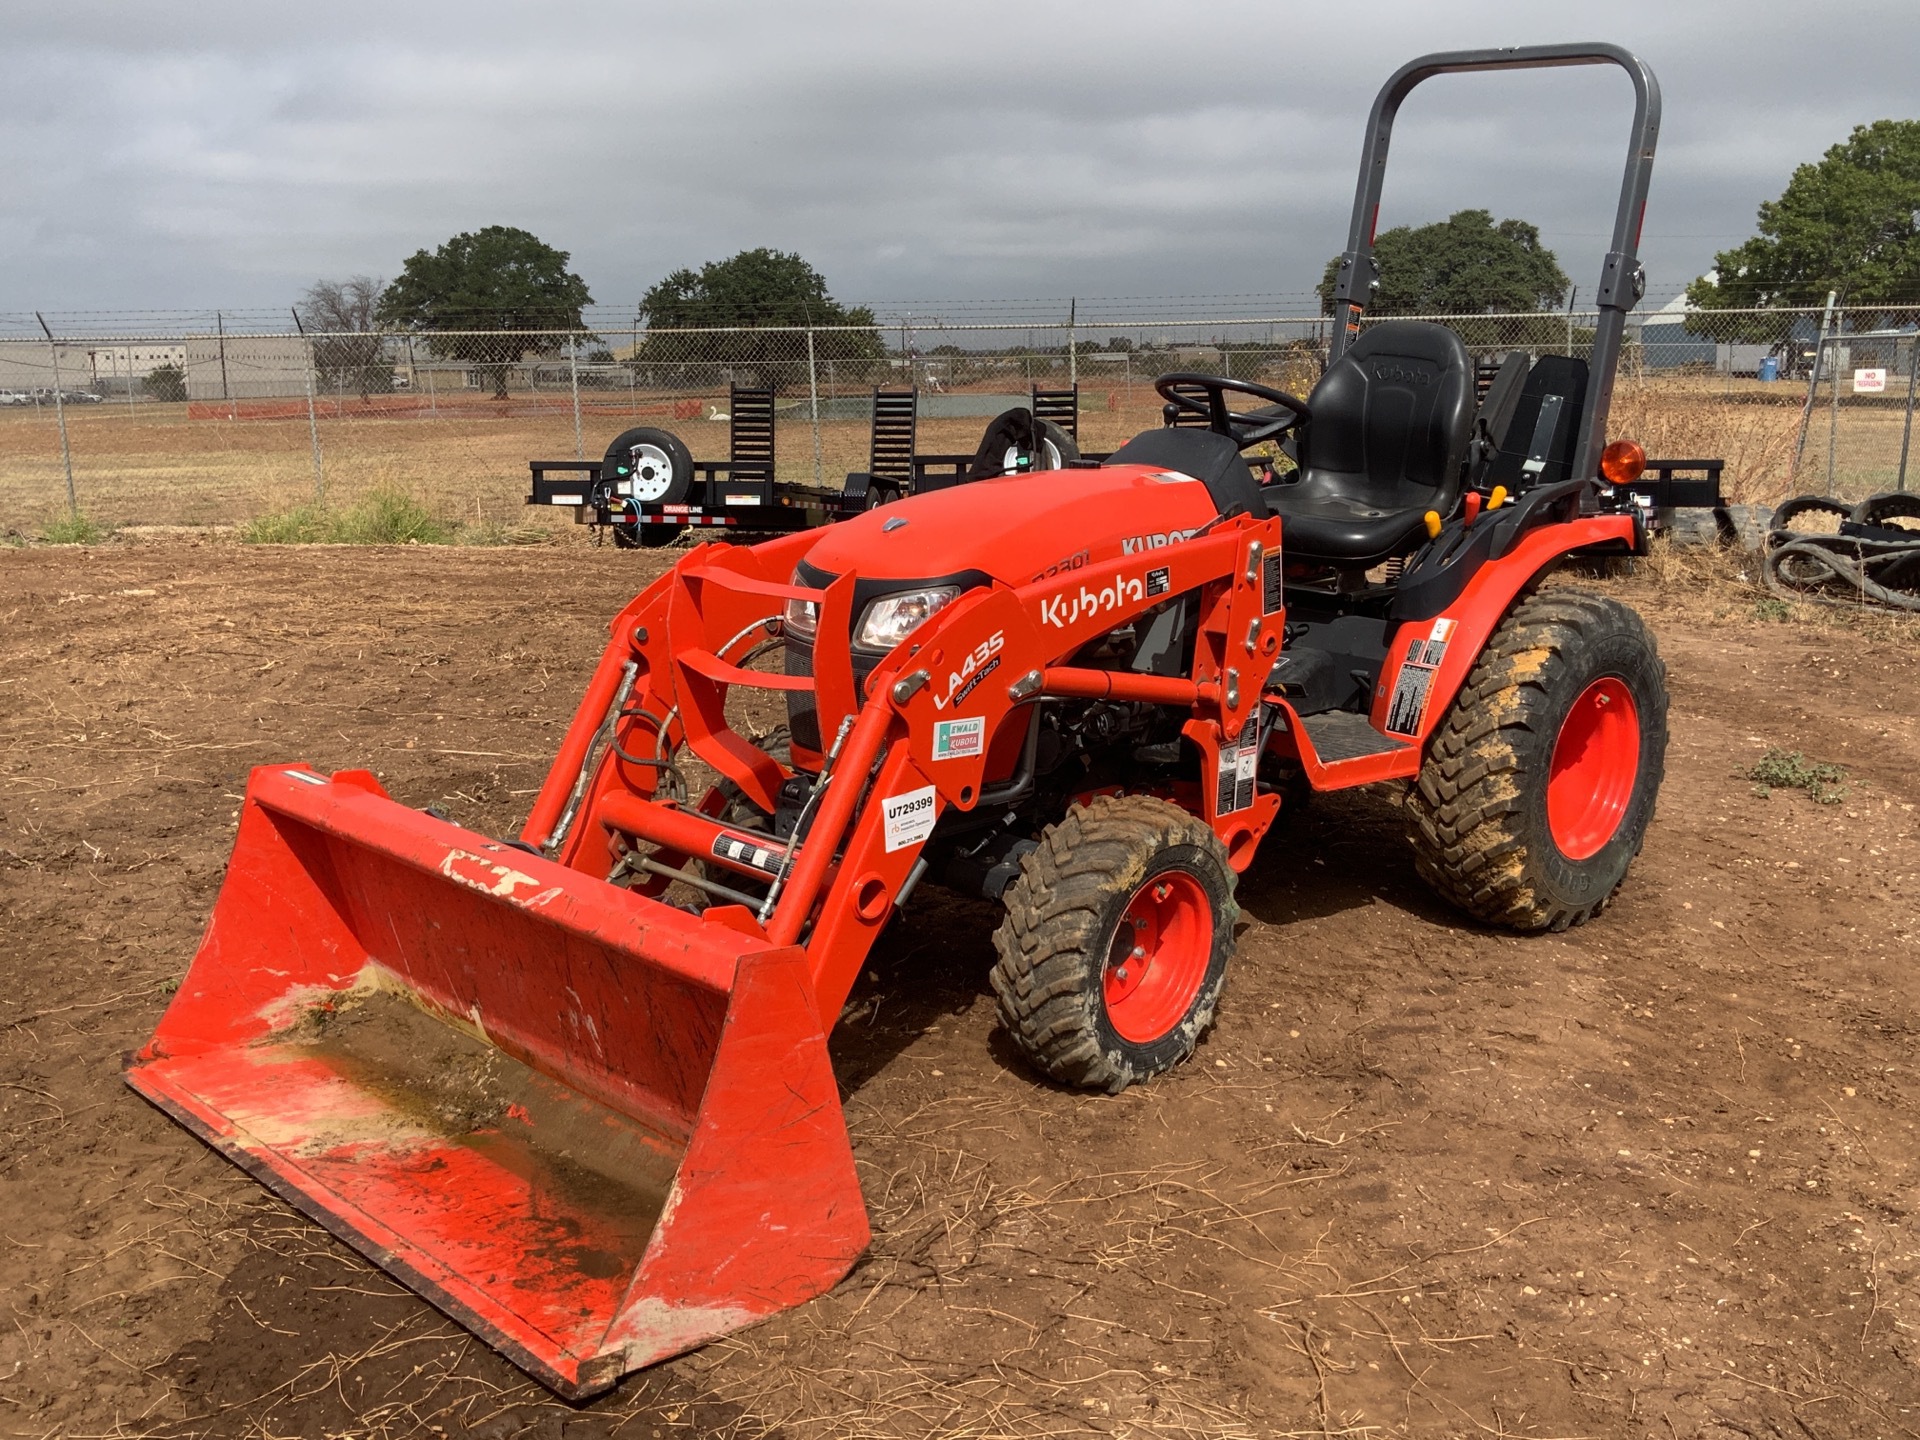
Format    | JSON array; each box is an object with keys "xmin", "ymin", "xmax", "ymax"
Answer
[{"xmin": 544, "ymin": 661, "xmax": 638, "ymax": 855}]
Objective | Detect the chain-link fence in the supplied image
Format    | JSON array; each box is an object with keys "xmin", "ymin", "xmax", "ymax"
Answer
[{"xmin": 2, "ymin": 303, "xmax": 1913, "ymax": 534}]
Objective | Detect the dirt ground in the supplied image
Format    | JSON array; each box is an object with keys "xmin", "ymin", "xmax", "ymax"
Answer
[{"xmin": 3, "ymin": 538, "xmax": 1918, "ymax": 1439}]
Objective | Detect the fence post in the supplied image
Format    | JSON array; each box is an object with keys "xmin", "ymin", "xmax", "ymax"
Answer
[
  {"xmin": 1826, "ymin": 319, "xmax": 1843, "ymax": 497},
  {"xmin": 122, "ymin": 345, "xmax": 137, "ymax": 415},
  {"xmin": 569, "ymin": 338, "xmax": 584, "ymax": 460},
  {"xmin": 1792, "ymin": 291, "xmax": 1837, "ymax": 486},
  {"xmin": 1067, "ymin": 299, "xmax": 1077, "ymax": 390},
  {"xmin": 1898, "ymin": 336, "xmax": 1916, "ymax": 493},
  {"xmin": 217, "ymin": 311, "xmax": 235, "ymax": 422},
  {"xmin": 34, "ymin": 313, "xmax": 78, "ymax": 521},
  {"xmin": 421, "ymin": 337, "xmax": 438, "ymax": 418},
  {"xmin": 293, "ymin": 312, "xmax": 326, "ymax": 505},
  {"xmin": 806, "ymin": 326, "xmax": 822, "ymax": 487}
]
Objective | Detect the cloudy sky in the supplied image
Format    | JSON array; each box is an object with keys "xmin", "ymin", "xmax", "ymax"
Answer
[{"xmin": 3, "ymin": 0, "xmax": 1914, "ymax": 323}]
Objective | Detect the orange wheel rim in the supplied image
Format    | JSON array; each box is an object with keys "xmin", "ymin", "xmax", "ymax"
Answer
[
  {"xmin": 1102, "ymin": 872, "xmax": 1213, "ymax": 1044},
  {"xmin": 1547, "ymin": 677, "xmax": 1641, "ymax": 860}
]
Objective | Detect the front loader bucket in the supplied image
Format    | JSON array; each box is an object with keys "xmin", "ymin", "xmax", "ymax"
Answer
[{"xmin": 126, "ymin": 765, "xmax": 868, "ymax": 1400}]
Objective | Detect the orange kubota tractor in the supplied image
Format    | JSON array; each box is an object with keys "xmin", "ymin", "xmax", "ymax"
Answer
[{"xmin": 131, "ymin": 45, "xmax": 1668, "ymax": 1399}]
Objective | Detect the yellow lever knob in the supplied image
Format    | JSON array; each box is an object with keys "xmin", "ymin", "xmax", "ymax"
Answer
[
  {"xmin": 1488, "ymin": 485, "xmax": 1509, "ymax": 511},
  {"xmin": 1423, "ymin": 510, "xmax": 1442, "ymax": 539}
]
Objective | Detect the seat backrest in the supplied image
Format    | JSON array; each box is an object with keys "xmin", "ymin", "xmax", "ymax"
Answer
[
  {"xmin": 1467, "ymin": 350, "xmax": 1531, "ymax": 486},
  {"xmin": 1481, "ymin": 355, "xmax": 1589, "ymax": 492},
  {"xmin": 1295, "ymin": 321, "xmax": 1474, "ymax": 512}
]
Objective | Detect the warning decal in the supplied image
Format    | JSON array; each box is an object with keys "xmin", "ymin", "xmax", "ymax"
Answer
[
  {"xmin": 1214, "ymin": 715, "xmax": 1260, "ymax": 815},
  {"xmin": 1386, "ymin": 619, "xmax": 1454, "ymax": 736},
  {"xmin": 710, "ymin": 833, "xmax": 781, "ymax": 874},
  {"xmin": 1385, "ymin": 664, "xmax": 1433, "ymax": 736}
]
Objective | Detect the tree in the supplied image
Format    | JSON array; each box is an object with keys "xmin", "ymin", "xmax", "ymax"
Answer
[
  {"xmin": 1686, "ymin": 120, "xmax": 1920, "ymax": 338},
  {"xmin": 375, "ymin": 227, "xmax": 592, "ymax": 398},
  {"xmin": 1318, "ymin": 209, "xmax": 1571, "ymax": 319},
  {"xmin": 296, "ymin": 276, "xmax": 390, "ymax": 400},
  {"xmin": 143, "ymin": 363, "xmax": 187, "ymax": 403},
  {"xmin": 635, "ymin": 248, "xmax": 885, "ymax": 391}
]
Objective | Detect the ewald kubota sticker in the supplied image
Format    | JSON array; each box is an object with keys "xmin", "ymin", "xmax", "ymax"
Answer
[
  {"xmin": 931, "ymin": 716, "xmax": 985, "ymax": 761},
  {"xmin": 1386, "ymin": 618, "xmax": 1456, "ymax": 736}
]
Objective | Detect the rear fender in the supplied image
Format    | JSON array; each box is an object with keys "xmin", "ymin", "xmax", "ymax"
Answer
[{"xmin": 1369, "ymin": 515, "xmax": 1636, "ymax": 743}]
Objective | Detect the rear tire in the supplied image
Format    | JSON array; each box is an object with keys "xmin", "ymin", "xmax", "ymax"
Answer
[
  {"xmin": 991, "ymin": 796, "xmax": 1237, "ymax": 1093},
  {"xmin": 1405, "ymin": 589, "xmax": 1667, "ymax": 931}
]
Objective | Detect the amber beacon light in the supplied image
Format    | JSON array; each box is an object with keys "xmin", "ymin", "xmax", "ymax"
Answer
[{"xmin": 1600, "ymin": 439, "xmax": 1647, "ymax": 485}]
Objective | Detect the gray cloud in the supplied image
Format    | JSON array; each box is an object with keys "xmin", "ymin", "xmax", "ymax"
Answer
[{"xmin": 3, "ymin": 0, "xmax": 1915, "ymax": 318}]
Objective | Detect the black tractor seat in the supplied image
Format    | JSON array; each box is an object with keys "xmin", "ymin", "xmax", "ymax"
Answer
[
  {"xmin": 1262, "ymin": 321, "xmax": 1476, "ymax": 566},
  {"xmin": 1260, "ymin": 487, "xmax": 1437, "ymax": 562}
]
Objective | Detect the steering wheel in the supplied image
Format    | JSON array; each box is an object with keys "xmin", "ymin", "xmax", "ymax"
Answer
[{"xmin": 1155, "ymin": 372, "xmax": 1311, "ymax": 449}]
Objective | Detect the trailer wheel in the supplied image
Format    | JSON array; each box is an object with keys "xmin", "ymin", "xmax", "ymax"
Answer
[
  {"xmin": 1028, "ymin": 417, "xmax": 1080, "ymax": 471},
  {"xmin": 991, "ymin": 795, "xmax": 1237, "ymax": 1093},
  {"xmin": 1405, "ymin": 590, "xmax": 1667, "ymax": 932},
  {"xmin": 602, "ymin": 426, "xmax": 694, "ymax": 507}
]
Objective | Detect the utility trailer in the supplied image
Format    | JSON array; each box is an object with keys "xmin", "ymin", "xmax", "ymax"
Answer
[
  {"xmin": 1611, "ymin": 457, "xmax": 1736, "ymax": 540},
  {"xmin": 527, "ymin": 383, "xmax": 1090, "ymax": 547}
]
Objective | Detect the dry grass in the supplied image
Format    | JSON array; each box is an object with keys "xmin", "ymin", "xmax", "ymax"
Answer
[
  {"xmin": 1605, "ymin": 382, "xmax": 1801, "ymax": 505},
  {"xmin": 1621, "ymin": 534, "xmax": 1920, "ymax": 640},
  {"xmin": 1, "ymin": 381, "xmax": 1907, "ymax": 534}
]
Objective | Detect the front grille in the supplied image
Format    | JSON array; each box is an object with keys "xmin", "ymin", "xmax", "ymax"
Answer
[
  {"xmin": 783, "ymin": 637, "xmax": 885, "ymax": 753},
  {"xmin": 783, "ymin": 639, "xmax": 820, "ymax": 751}
]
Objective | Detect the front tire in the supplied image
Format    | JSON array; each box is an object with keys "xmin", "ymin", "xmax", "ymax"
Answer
[
  {"xmin": 991, "ymin": 796, "xmax": 1237, "ymax": 1093},
  {"xmin": 1405, "ymin": 590, "xmax": 1668, "ymax": 931}
]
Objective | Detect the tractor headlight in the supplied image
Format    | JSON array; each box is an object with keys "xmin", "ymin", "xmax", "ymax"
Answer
[
  {"xmin": 855, "ymin": 586, "xmax": 959, "ymax": 650},
  {"xmin": 782, "ymin": 595, "xmax": 819, "ymax": 639}
]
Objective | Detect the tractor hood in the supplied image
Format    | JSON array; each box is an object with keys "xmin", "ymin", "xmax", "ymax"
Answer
[{"xmin": 799, "ymin": 465, "xmax": 1226, "ymax": 589}]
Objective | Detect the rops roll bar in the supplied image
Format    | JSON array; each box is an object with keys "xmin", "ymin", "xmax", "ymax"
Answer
[{"xmin": 1324, "ymin": 43, "xmax": 1662, "ymax": 486}]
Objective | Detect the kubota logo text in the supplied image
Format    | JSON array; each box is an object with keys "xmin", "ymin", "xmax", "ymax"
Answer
[
  {"xmin": 1122, "ymin": 527, "xmax": 1201, "ymax": 555},
  {"xmin": 934, "ymin": 631, "xmax": 1004, "ymax": 710},
  {"xmin": 1041, "ymin": 575, "xmax": 1147, "ymax": 629}
]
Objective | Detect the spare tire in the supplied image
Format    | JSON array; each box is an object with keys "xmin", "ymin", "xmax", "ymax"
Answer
[
  {"xmin": 1031, "ymin": 417, "xmax": 1080, "ymax": 471},
  {"xmin": 602, "ymin": 426, "xmax": 694, "ymax": 507},
  {"xmin": 965, "ymin": 409, "xmax": 1081, "ymax": 482}
]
